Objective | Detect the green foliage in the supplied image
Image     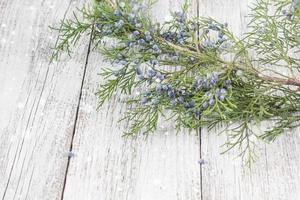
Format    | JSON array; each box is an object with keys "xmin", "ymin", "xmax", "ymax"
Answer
[
  {"xmin": 50, "ymin": 7, "xmax": 96, "ymax": 60},
  {"xmin": 52, "ymin": 0, "xmax": 300, "ymax": 165}
]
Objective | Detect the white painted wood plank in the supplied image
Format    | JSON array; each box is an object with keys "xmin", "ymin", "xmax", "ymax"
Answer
[
  {"xmin": 0, "ymin": 0, "xmax": 90, "ymax": 199},
  {"xmin": 198, "ymin": 0, "xmax": 300, "ymax": 199},
  {"xmin": 62, "ymin": 0, "xmax": 201, "ymax": 199}
]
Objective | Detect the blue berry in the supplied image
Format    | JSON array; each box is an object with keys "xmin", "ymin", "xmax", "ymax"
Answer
[
  {"xmin": 140, "ymin": 97, "xmax": 148, "ymax": 105},
  {"xmin": 150, "ymin": 59, "xmax": 158, "ymax": 66},
  {"xmin": 114, "ymin": 10, "xmax": 121, "ymax": 17},
  {"xmin": 155, "ymin": 73, "xmax": 165, "ymax": 81},
  {"xmin": 168, "ymin": 90, "xmax": 175, "ymax": 99},
  {"xmin": 117, "ymin": 54, "xmax": 123, "ymax": 60},
  {"xmin": 224, "ymin": 79, "xmax": 231, "ymax": 87},
  {"xmin": 128, "ymin": 13, "xmax": 136, "ymax": 22},
  {"xmin": 208, "ymin": 24, "xmax": 219, "ymax": 31},
  {"xmin": 119, "ymin": 60, "xmax": 127, "ymax": 65},
  {"xmin": 209, "ymin": 98, "xmax": 215, "ymax": 106},
  {"xmin": 161, "ymin": 84, "xmax": 168, "ymax": 91},
  {"xmin": 178, "ymin": 38, "xmax": 184, "ymax": 44},
  {"xmin": 218, "ymin": 95, "xmax": 225, "ymax": 101},
  {"xmin": 171, "ymin": 55, "xmax": 178, "ymax": 61},
  {"xmin": 198, "ymin": 159, "xmax": 205, "ymax": 165},
  {"xmin": 138, "ymin": 39, "xmax": 145, "ymax": 44},
  {"xmin": 282, "ymin": 10, "xmax": 288, "ymax": 16},
  {"xmin": 137, "ymin": 74, "xmax": 145, "ymax": 80},
  {"xmin": 178, "ymin": 96, "xmax": 185, "ymax": 103},
  {"xmin": 145, "ymin": 35, "xmax": 152, "ymax": 41},
  {"xmin": 136, "ymin": 66, "xmax": 142, "ymax": 75},
  {"xmin": 152, "ymin": 44, "xmax": 159, "ymax": 51},
  {"xmin": 133, "ymin": 30, "xmax": 140, "ymax": 36},
  {"xmin": 156, "ymin": 83, "xmax": 162, "ymax": 94},
  {"xmin": 174, "ymin": 11, "xmax": 186, "ymax": 23},
  {"xmin": 115, "ymin": 20, "xmax": 124, "ymax": 29},
  {"xmin": 96, "ymin": 24, "xmax": 102, "ymax": 29},
  {"xmin": 202, "ymin": 101, "xmax": 208, "ymax": 109},
  {"xmin": 147, "ymin": 69, "xmax": 157, "ymax": 77}
]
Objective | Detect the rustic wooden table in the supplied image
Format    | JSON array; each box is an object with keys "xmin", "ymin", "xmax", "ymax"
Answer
[{"xmin": 1, "ymin": 0, "xmax": 300, "ymax": 199}]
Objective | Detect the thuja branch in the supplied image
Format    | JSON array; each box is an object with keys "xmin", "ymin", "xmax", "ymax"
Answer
[{"xmin": 52, "ymin": 0, "xmax": 300, "ymax": 165}]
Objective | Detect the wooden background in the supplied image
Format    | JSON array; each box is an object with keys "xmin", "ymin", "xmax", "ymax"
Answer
[{"xmin": 0, "ymin": 0, "xmax": 300, "ymax": 199}]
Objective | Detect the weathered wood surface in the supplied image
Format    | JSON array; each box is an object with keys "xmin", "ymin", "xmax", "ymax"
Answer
[
  {"xmin": 0, "ymin": 0, "xmax": 90, "ymax": 199},
  {"xmin": 1, "ymin": 0, "xmax": 300, "ymax": 199}
]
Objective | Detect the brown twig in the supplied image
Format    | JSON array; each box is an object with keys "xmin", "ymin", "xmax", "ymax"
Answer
[{"xmin": 259, "ymin": 75, "xmax": 300, "ymax": 88}]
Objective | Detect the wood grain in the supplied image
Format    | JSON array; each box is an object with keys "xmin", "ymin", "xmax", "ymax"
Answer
[
  {"xmin": 0, "ymin": 0, "xmax": 91, "ymax": 199},
  {"xmin": 62, "ymin": 0, "xmax": 201, "ymax": 199},
  {"xmin": 1, "ymin": 0, "xmax": 299, "ymax": 199},
  {"xmin": 198, "ymin": 0, "xmax": 300, "ymax": 199}
]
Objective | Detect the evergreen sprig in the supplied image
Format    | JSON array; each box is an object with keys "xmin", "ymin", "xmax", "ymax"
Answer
[{"xmin": 52, "ymin": 0, "xmax": 300, "ymax": 165}]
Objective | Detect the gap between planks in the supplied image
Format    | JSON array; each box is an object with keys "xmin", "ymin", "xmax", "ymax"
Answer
[
  {"xmin": 60, "ymin": 32, "xmax": 93, "ymax": 200},
  {"xmin": 196, "ymin": 0, "xmax": 204, "ymax": 199}
]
